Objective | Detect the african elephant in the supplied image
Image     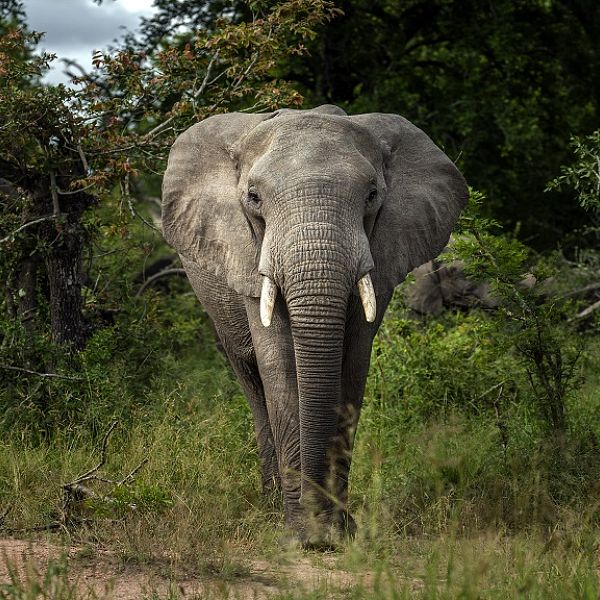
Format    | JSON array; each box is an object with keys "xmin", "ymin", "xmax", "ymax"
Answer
[
  {"xmin": 406, "ymin": 257, "xmax": 499, "ymax": 316},
  {"xmin": 161, "ymin": 104, "xmax": 467, "ymax": 547}
]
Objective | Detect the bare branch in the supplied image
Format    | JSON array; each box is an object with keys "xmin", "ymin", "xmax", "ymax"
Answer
[
  {"xmin": 128, "ymin": 197, "xmax": 162, "ymax": 233},
  {"xmin": 49, "ymin": 171, "xmax": 61, "ymax": 216},
  {"xmin": 238, "ymin": 100, "xmax": 271, "ymax": 113},
  {"xmin": 231, "ymin": 51, "xmax": 260, "ymax": 92},
  {"xmin": 77, "ymin": 144, "xmax": 91, "ymax": 174},
  {"xmin": 119, "ymin": 171, "xmax": 161, "ymax": 231},
  {"xmin": 557, "ymin": 282, "xmax": 600, "ymax": 300},
  {"xmin": 144, "ymin": 51, "xmax": 221, "ymax": 140},
  {"xmin": 70, "ymin": 421, "xmax": 118, "ymax": 484},
  {"xmin": 193, "ymin": 50, "xmax": 220, "ymax": 99},
  {"xmin": 56, "ymin": 181, "xmax": 96, "ymax": 195},
  {"xmin": 135, "ymin": 267, "xmax": 187, "ymax": 296},
  {"xmin": 144, "ymin": 116, "xmax": 175, "ymax": 141},
  {"xmin": 572, "ymin": 298, "xmax": 600, "ymax": 320},
  {"xmin": 0, "ymin": 364, "xmax": 83, "ymax": 380},
  {"xmin": 475, "ymin": 380, "xmax": 507, "ymax": 402},
  {"xmin": 119, "ymin": 458, "xmax": 149, "ymax": 485},
  {"xmin": 0, "ymin": 215, "xmax": 56, "ymax": 244}
]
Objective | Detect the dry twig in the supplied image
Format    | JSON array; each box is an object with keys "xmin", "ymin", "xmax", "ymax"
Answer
[
  {"xmin": 68, "ymin": 421, "xmax": 118, "ymax": 485},
  {"xmin": 572, "ymin": 298, "xmax": 600, "ymax": 321},
  {"xmin": 135, "ymin": 267, "xmax": 187, "ymax": 296},
  {"xmin": 1, "ymin": 421, "xmax": 149, "ymax": 534},
  {"xmin": 0, "ymin": 364, "xmax": 84, "ymax": 380},
  {"xmin": 0, "ymin": 215, "xmax": 56, "ymax": 244}
]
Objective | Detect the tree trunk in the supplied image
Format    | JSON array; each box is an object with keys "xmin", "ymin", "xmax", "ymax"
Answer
[
  {"xmin": 45, "ymin": 227, "xmax": 87, "ymax": 350},
  {"xmin": 42, "ymin": 177, "xmax": 93, "ymax": 351}
]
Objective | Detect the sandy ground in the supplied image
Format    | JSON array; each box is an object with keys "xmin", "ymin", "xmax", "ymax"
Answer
[{"xmin": 0, "ymin": 537, "xmax": 399, "ymax": 599}]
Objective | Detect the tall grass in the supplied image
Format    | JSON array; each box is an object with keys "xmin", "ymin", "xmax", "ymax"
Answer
[{"xmin": 2, "ymin": 263, "xmax": 600, "ymax": 597}]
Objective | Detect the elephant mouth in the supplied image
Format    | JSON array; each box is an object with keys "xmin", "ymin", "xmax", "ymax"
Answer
[{"xmin": 259, "ymin": 272, "xmax": 376, "ymax": 327}]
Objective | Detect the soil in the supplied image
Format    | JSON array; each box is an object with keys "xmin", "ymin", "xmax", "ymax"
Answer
[{"xmin": 0, "ymin": 537, "xmax": 414, "ymax": 599}]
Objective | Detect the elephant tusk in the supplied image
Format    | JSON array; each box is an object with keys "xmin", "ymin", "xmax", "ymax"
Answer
[
  {"xmin": 357, "ymin": 273, "xmax": 376, "ymax": 323},
  {"xmin": 260, "ymin": 276, "xmax": 277, "ymax": 327}
]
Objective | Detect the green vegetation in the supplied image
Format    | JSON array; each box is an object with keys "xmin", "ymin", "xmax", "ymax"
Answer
[{"xmin": 1, "ymin": 0, "xmax": 600, "ymax": 597}]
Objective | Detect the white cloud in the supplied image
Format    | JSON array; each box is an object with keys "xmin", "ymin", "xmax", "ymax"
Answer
[{"xmin": 21, "ymin": 0, "xmax": 157, "ymax": 85}]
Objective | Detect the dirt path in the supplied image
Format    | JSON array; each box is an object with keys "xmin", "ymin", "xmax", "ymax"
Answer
[{"xmin": 0, "ymin": 537, "xmax": 396, "ymax": 599}]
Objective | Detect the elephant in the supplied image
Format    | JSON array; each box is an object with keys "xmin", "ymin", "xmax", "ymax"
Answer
[
  {"xmin": 406, "ymin": 256, "xmax": 499, "ymax": 316},
  {"xmin": 161, "ymin": 104, "xmax": 468, "ymax": 547}
]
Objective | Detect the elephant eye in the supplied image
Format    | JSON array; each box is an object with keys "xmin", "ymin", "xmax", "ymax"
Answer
[
  {"xmin": 367, "ymin": 188, "xmax": 378, "ymax": 203},
  {"xmin": 246, "ymin": 188, "xmax": 262, "ymax": 208}
]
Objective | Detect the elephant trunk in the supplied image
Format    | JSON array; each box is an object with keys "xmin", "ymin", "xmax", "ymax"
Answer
[
  {"xmin": 281, "ymin": 227, "xmax": 355, "ymax": 520},
  {"xmin": 288, "ymin": 291, "xmax": 347, "ymax": 507}
]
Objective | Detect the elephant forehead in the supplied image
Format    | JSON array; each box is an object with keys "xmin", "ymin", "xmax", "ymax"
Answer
[
  {"xmin": 249, "ymin": 153, "xmax": 377, "ymax": 196},
  {"xmin": 273, "ymin": 117, "xmax": 378, "ymax": 154},
  {"xmin": 261, "ymin": 129, "xmax": 379, "ymax": 179},
  {"xmin": 240, "ymin": 114, "xmax": 385, "ymax": 194},
  {"xmin": 243, "ymin": 113, "xmax": 384, "ymax": 163}
]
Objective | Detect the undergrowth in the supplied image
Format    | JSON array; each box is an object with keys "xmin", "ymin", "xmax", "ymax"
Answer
[{"xmin": 2, "ymin": 193, "xmax": 600, "ymax": 596}]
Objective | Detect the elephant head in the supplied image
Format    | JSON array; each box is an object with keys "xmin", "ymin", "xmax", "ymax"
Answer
[{"xmin": 162, "ymin": 105, "xmax": 467, "ymax": 533}]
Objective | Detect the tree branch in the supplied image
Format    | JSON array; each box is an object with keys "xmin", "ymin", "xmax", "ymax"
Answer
[
  {"xmin": 558, "ymin": 282, "xmax": 600, "ymax": 299},
  {"xmin": 135, "ymin": 267, "xmax": 187, "ymax": 296},
  {"xmin": 0, "ymin": 364, "xmax": 83, "ymax": 380},
  {"xmin": 71, "ymin": 421, "xmax": 119, "ymax": 484},
  {"xmin": 119, "ymin": 458, "xmax": 149, "ymax": 485},
  {"xmin": 77, "ymin": 144, "xmax": 91, "ymax": 174},
  {"xmin": 49, "ymin": 171, "xmax": 61, "ymax": 216},
  {"xmin": 193, "ymin": 50, "xmax": 220, "ymax": 99},
  {"xmin": 0, "ymin": 215, "xmax": 56, "ymax": 244},
  {"xmin": 572, "ymin": 298, "xmax": 600, "ymax": 320}
]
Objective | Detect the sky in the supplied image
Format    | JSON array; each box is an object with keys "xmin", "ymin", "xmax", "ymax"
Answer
[{"xmin": 21, "ymin": 0, "xmax": 158, "ymax": 84}]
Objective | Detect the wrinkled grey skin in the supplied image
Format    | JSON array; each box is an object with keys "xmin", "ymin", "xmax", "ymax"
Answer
[{"xmin": 161, "ymin": 105, "xmax": 468, "ymax": 547}]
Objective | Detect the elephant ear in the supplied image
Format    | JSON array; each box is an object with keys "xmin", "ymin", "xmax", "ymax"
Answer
[
  {"xmin": 350, "ymin": 113, "xmax": 468, "ymax": 291},
  {"xmin": 162, "ymin": 112, "xmax": 275, "ymax": 297}
]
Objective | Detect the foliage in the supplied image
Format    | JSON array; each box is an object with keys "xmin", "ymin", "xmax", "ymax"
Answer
[
  {"xmin": 73, "ymin": 0, "xmax": 340, "ymax": 188},
  {"xmin": 0, "ymin": 254, "xmax": 215, "ymax": 438},
  {"xmin": 0, "ymin": 0, "xmax": 336, "ymax": 432},
  {"xmin": 363, "ymin": 190, "xmax": 583, "ymax": 443},
  {"xmin": 80, "ymin": 0, "xmax": 600, "ymax": 247},
  {"xmin": 368, "ymin": 309, "xmax": 520, "ymax": 423},
  {"xmin": 2, "ymin": 346, "xmax": 600, "ymax": 597},
  {"xmin": 547, "ymin": 129, "xmax": 600, "ymax": 214},
  {"xmin": 445, "ymin": 190, "xmax": 582, "ymax": 436},
  {"xmin": 277, "ymin": 0, "xmax": 600, "ymax": 248},
  {"xmin": 0, "ymin": 0, "xmax": 338, "ymax": 188}
]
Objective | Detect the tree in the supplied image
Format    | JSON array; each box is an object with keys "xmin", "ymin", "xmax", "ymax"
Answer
[{"xmin": 0, "ymin": 0, "xmax": 337, "ymax": 373}]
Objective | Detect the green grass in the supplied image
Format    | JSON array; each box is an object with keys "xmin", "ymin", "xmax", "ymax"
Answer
[{"xmin": 2, "ymin": 297, "xmax": 600, "ymax": 597}]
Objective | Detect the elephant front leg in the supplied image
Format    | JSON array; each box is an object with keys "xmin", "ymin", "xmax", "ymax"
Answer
[
  {"xmin": 227, "ymin": 354, "xmax": 281, "ymax": 495},
  {"xmin": 181, "ymin": 265, "xmax": 281, "ymax": 496},
  {"xmin": 330, "ymin": 290, "xmax": 393, "ymax": 534},
  {"xmin": 244, "ymin": 297, "xmax": 303, "ymax": 530}
]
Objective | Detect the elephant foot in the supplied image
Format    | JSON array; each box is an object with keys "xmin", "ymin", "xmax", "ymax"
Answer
[{"xmin": 284, "ymin": 510, "xmax": 357, "ymax": 550}]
